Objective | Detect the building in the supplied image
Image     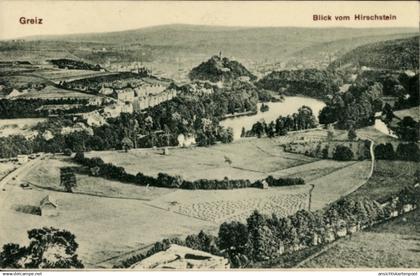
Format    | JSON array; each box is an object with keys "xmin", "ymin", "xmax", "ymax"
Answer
[
  {"xmin": 117, "ymin": 88, "xmax": 135, "ymax": 102},
  {"xmin": 177, "ymin": 134, "xmax": 196, "ymax": 147},
  {"xmin": 40, "ymin": 195, "xmax": 58, "ymax": 217},
  {"xmin": 103, "ymin": 103, "xmax": 123, "ymax": 118},
  {"xmin": 42, "ymin": 130, "xmax": 54, "ymax": 141},
  {"xmin": 130, "ymin": 244, "xmax": 230, "ymax": 269},
  {"xmin": 121, "ymin": 102, "xmax": 134, "ymax": 114},
  {"xmin": 134, "ymin": 83, "xmax": 167, "ymax": 97},
  {"xmin": 99, "ymin": 87, "xmax": 114, "ymax": 95},
  {"xmin": 256, "ymin": 180, "xmax": 269, "ymax": 189}
]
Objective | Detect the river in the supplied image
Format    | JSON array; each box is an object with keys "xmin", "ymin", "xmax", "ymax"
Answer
[{"xmin": 220, "ymin": 96, "xmax": 326, "ymax": 140}]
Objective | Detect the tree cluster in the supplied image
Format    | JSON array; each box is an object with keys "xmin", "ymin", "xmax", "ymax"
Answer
[
  {"xmin": 48, "ymin": 58, "xmax": 102, "ymax": 71},
  {"xmin": 374, "ymin": 142, "xmax": 420, "ymax": 162},
  {"xmin": 247, "ymin": 106, "xmax": 317, "ymax": 138},
  {"xmin": 256, "ymin": 69, "xmax": 341, "ymax": 99},
  {"xmin": 319, "ymin": 81, "xmax": 383, "ymax": 129},
  {"xmin": 0, "ymin": 227, "xmax": 84, "ymax": 269}
]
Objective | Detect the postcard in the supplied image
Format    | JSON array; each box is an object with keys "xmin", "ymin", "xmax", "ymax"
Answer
[{"xmin": 0, "ymin": 0, "xmax": 419, "ymax": 272}]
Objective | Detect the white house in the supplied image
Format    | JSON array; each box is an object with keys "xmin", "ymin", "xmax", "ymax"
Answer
[
  {"xmin": 120, "ymin": 102, "xmax": 134, "ymax": 114},
  {"xmin": 177, "ymin": 134, "xmax": 196, "ymax": 147},
  {"xmin": 42, "ymin": 130, "xmax": 54, "ymax": 141},
  {"xmin": 6, "ymin": 89, "xmax": 24, "ymax": 98},
  {"xmin": 40, "ymin": 195, "xmax": 58, "ymax": 217},
  {"xmin": 99, "ymin": 87, "xmax": 114, "ymax": 95}
]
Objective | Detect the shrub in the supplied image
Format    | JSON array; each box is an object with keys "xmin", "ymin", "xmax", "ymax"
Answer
[
  {"xmin": 374, "ymin": 143, "xmax": 395, "ymax": 160},
  {"xmin": 264, "ymin": 176, "xmax": 305, "ymax": 186},
  {"xmin": 333, "ymin": 145, "xmax": 354, "ymax": 161},
  {"xmin": 63, "ymin": 148, "xmax": 73, "ymax": 156},
  {"xmin": 396, "ymin": 143, "xmax": 420, "ymax": 161}
]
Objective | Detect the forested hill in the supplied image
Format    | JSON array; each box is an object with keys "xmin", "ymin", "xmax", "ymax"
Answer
[
  {"xmin": 256, "ymin": 69, "xmax": 341, "ymax": 98},
  {"xmin": 329, "ymin": 36, "xmax": 419, "ymax": 70},
  {"xmin": 189, "ymin": 55, "xmax": 256, "ymax": 82}
]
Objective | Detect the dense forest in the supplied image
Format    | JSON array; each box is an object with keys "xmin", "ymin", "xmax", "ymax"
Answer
[
  {"xmin": 189, "ymin": 55, "xmax": 257, "ymax": 83},
  {"xmin": 256, "ymin": 69, "xmax": 342, "ymax": 99},
  {"xmin": 318, "ymin": 81, "xmax": 383, "ymax": 129},
  {"xmin": 329, "ymin": 36, "xmax": 419, "ymax": 70}
]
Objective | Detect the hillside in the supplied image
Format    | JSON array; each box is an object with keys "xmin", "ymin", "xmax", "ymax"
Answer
[
  {"xmin": 189, "ymin": 55, "xmax": 256, "ymax": 82},
  {"xmin": 329, "ymin": 36, "xmax": 419, "ymax": 70},
  {"xmin": 256, "ymin": 69, "xmax": 341, "ymax": 98},
  {"xmin": 286, "ymin": 32, "xmax": 418, "ymax": 69}
]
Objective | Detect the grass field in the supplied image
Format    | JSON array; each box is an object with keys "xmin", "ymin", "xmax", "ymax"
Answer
[
  {"xmin": 34, "ymin": 69, "xmax": 113, "ymax": 82},
  {"xmin": 0, "ymin": 162, "xmax": 17, "ymax": 180},
  {"xmin": 85, "ymin": 138, "xmax": 316, "ymax": 182},
  {"xmin": 350, "ymin": 160, "xmax": 418, "ymax": 202},
  {"xmin": 302, "ymin": 207, "xmax": 420, "ymax": 268},
  {"xmin": 394, "ymin": 106, "xmax": 420, "ymax": 121}
]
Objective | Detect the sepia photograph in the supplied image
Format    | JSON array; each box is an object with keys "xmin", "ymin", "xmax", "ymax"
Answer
[{"xmin": 0, "ymin": 0, "xmax": 419, "ymax": 273}]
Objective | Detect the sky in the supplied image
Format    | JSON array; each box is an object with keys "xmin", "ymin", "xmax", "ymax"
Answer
[{"xmin": 0, "ymin": 1, "xmax": 418, "ymax": 40}]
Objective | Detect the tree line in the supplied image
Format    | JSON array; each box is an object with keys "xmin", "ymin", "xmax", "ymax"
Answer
[
  {"xmin": 245, "ymin": 106, "xmax": 317, "ymax": 138},
  {"xmin": 374, "ymin": 142, "xmax": 420, "ymax": 162}
]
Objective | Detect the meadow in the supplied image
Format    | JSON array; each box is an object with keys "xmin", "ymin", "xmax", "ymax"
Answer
[{"xmin": 85, "ymin": 138, "xmax": 317, "ymax": 181}]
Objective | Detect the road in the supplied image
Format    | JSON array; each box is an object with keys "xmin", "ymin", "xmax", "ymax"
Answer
[{"xmin": 0, "ymin": 154, "xmax": 48, "ymax": 191}]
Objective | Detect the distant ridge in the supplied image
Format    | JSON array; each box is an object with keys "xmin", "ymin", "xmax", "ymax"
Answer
[{"xmin": 22, "ymin": 24, "xmax": 418, "ymax": 44}]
